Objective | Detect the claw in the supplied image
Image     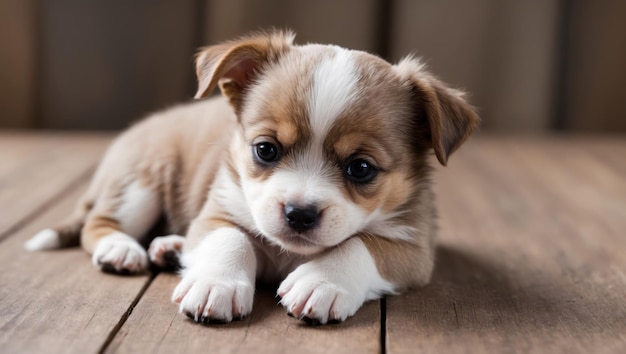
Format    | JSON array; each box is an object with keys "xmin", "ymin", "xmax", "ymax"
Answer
[{"xmin": 301, "ymin": 316, "xmax": 322, "ymax": 326}]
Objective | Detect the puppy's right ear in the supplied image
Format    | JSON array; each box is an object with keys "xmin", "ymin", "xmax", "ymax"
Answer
[{"xmin": 194, "ymin": 30, "xmax": 295, "ymax": 113}]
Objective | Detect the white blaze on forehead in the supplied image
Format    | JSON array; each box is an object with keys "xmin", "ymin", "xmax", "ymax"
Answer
[
  {"xmin": 307, "ymin": 47, "xmax": 359, "ymax": 141},
  {"xmin": 270, "ymin": 47, "xmax": 360, "ymax": 206}
]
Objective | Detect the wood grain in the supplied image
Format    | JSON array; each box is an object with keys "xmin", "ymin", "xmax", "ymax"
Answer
[
  {"xmin": 105, "ymin": 273, "xmax": 381, "ymax": 354},
  {"xmin": 1, "ymin": 134, "xmax": 625, "ymax": 354},
  {"xmin": 0, "ymin": 178, "xmax": 152, "ymax": 354},
  {"xmin": 386, "ymin": 137, "xmax": 626, "ymax": 353},
  {"xmin": 0, "ymin": 133, "xmax": 150, "ymax": 353},
  {"xmin": 0, "ymin": 132, "xmax": 111, "ymax": 239}
]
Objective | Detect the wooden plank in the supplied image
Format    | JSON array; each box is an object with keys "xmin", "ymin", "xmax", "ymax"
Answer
[
  {"xmin": 0, "ymin": 177, "xmax": 151, "ymax": 354},
  {"xmin": 2, "ymin": 134, "xmax": 623, "ymax": 353},
  {"xmin": 386, "ymin": 137, "xmax": 626, "ymax": 353},
  {"xmin": 106, "ymin": 273, "xmax": 381, "ymax": 354},
  {"xmin": 0, "ymin": 132, "xmax": 111, "ymax": 240},
  {"xmin": 0, "ymin": 133, "xmax": 70, "ymax": 181}
]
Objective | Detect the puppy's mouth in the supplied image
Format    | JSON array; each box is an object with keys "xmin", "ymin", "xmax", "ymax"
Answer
[
  {"xmin": 285, "ymin": 233, "xmax": 316, "ymax": 246},
  {"xmin": 277, "ymin": 233, "xmax": 324, "ymax": 255}
]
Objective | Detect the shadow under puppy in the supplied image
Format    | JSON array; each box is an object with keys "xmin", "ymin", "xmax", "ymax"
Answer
[{"xmin": 25, "ymin": 30, "xmax": 479, "ymax": 325}]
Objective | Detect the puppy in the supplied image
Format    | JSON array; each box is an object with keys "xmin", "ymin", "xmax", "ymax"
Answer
[{"xmin": 25, "ymin": 30, "xmax": 478, "ymax": 325}]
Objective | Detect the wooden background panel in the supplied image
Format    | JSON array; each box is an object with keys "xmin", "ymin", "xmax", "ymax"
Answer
[
  {"xmin": 202, "ymin": 0, "xmax": 380, "ymax": 53},
  {"xmin": 107, "ymin": 273, "xmax": 381, "ymax": 354},
  {"xmin": 2, "ymin": 1, "xmax": 626, "ymax": 132},
  {"xmin": 38, "ymin": 0, "xmax": 199, "ymax": 130},
  {"xmin": 386, "ymin": 138, "xmax": 626, "ymax": 353},
  {"xmin": 0, "ymin": 0, "xmax": 37, "ymax": 128},
  {"xmin": 564, "ymin": 1, "xmax": 626, "ymax": 131},
  {"xmin": 390, "ymin": 0, "xmax": 560, "ymax": 132},
  {"xmin": 0, "ymin": 179, "xmax": 151, "ymax": 354}
]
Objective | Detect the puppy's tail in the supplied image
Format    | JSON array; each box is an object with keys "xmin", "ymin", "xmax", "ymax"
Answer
[{"xmin": 24, "ymin": 196, "xmax": 93, "ymax": 251}]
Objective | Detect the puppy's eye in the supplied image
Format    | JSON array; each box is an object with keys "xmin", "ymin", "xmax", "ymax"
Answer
[
  {"xmin": 345, "ymin": 159, "xmax": 378, "ymax": 183},
  {"xmin": 254, "ymin": 142, "xmax": 280, "ymax": 163}
]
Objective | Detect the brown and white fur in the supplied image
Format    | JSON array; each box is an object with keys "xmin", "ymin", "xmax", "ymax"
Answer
[{"xmin": 25, "ymin": 30, "xmax": 478, "ymax": 325}]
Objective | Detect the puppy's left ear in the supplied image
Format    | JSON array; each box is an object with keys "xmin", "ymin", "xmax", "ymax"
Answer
[
  {"xmin": 394, "ymin": 57, "xmax": 480, "ymax": 166},
  {"xmin": 194, "ymin": 30, "xmax": 295, "ymax": 113}
]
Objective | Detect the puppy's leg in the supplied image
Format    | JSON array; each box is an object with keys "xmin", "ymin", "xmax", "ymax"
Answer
[
  {"xmin": 278, "ymin": 237, "xmax": 396, "ymax": 324},
  {"xmin": 84, "ymin": 180, "xmax": 161, "ymax": 274},
  {"xmin": 278, "ymin": 235, "xmax": 433, "ymax": 324},
  {"xmin": 172, "ymin": 222, "xmax": 256, "ymax": 323},
  {"xmin": 277, "ymin": 233, "xmax": 435, "ymax": 325}
]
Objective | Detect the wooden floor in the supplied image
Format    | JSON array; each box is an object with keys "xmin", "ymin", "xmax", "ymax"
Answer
[{"xmin": 1, "ymin": 132, "xmax": 625, "ymax": 354}]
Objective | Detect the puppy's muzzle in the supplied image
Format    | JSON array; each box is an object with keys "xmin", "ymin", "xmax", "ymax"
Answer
[{"xmin": 283, "ymin": 204, "xmax": 320, "ymax": 233}]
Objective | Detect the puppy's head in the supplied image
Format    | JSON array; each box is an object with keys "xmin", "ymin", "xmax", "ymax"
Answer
[{"xmin": 196, "ymin": 30, "xmax": 479, "ymax": 255}]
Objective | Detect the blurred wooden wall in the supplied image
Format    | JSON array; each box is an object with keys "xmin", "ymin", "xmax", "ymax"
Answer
[
  {"xmin": 564, "ymin": 1, "xmax": 626, "ymax": 132},
  {"xmin": 1, "ymin": 0, "xmax": 625, "ymax": 132},
  {"xmin": 0, "ymin": 0, "xmax": 37, "ymax": 128}
]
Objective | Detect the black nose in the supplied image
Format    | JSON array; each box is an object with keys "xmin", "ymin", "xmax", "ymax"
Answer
[{"xmin": 283, "ymin": 204, "xmax": 320, "ymax": 233}]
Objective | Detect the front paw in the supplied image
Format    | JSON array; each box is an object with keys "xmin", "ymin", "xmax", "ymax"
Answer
[
  {"xmin": 172, "ymin": 268, "xmax": 254, "ymax": 324},
  {"xmin": 278, "ymin": 266, "xmax": 365, "ymax": 325},
  {"xmin": 148, "ymin": 234, "xmax": 185, "ymax": 270},
  {"xmin": 92, "ymin": 232, "xmax": 148, "ymax": 274}
]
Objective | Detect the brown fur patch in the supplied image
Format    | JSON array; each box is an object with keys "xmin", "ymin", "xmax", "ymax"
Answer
[
  {"xmin": 358, "ymin": 166, "xmax": 437, "ymax": 287},
  {"xmin": 238, "ymin": 47, "xmax": 338, "ymax": 183},
  {"xmin": 195, "ymin": 30, "xmax": 295, "ymax": 110},
  {"xmin": 360, "ymin": 232, "xmax": 434, "ymax": 289}
]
